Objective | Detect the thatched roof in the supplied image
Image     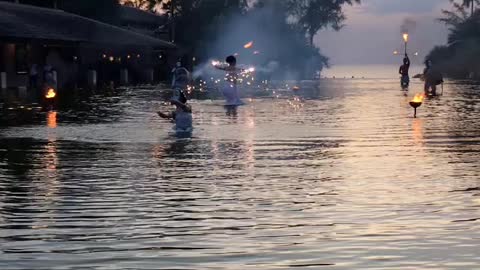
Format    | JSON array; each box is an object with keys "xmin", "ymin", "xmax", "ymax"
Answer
[{"xmin": 0, "ymin": 2, "xmax": 175, "ymax": 49}]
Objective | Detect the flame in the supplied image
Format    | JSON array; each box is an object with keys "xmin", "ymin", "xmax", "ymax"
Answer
[
  {"xmin": 403, "ymin": 33, "xmax": 409, "ymax": 43},
  {"xmin": 393, "ymin": 50, "xmax": 399, "ymax": 55},
  {"xmin": 46, "ymin": 88, "xmax": 56, "ymax": 99},
  {"xmin": 244, "ymin": 41, "xmax": 253, "ymax": 49},
  {"xmin": 411, "ymin": 93, "xmax": 425, "ymax": 103}
]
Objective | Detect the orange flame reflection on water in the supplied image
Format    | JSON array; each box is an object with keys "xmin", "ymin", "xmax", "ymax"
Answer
[{"xmin": 47, "ymin": 111, "xmax": 57, "ymax": 129}]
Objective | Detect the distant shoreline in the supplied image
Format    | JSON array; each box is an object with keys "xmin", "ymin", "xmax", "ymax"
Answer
[{"xmin": 323, "ymin": 64, "xmax": 424, "ymax": 79}]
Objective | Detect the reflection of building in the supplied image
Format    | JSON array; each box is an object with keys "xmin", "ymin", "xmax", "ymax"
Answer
[{"xmin": 0, "ymin": 1, "xmax": 176, "ymax": 93}]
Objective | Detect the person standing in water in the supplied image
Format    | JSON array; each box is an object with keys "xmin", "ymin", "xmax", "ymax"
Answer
[
  {"xmin": 171, "ymin": 61, "xmax": 190, "ymax": 100},
  {"xmin": 399, "ymin": 54, "xmax": 410, "ymax": 89},
  {"xmin": 29, "ymin": 64, "xmax": 39, "ymax": 92},
  {"xmin": 213, "ymin": 55, "xmax": 244, "ymax": 107},
  {"xmin": 423, "ymin": 59, "xmax": 443, "ymax": 96},
  {"xmin": 157, "ymin": 90, "xmax": 193, "ymax": 134}
]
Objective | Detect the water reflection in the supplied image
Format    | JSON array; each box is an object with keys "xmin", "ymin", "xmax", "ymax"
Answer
[
  {"xmin": 412, "ymin": 118, "xmax": 424, "ymax": 146},
  {"xmin": 224, "ymin": 105, "xmax": 238, "ymax": 117},
  {"xmin": 1, "ymin": 79, "xmax": 480, "ymax": 269},
  {"xmin": 46, "ymin": 111, "xmax": 57, "ymax": 129}
]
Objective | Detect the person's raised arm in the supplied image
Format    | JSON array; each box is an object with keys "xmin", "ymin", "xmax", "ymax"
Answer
[{"xmin": 157, "ymin": 111, "xmax": 174, "ymax": 119}]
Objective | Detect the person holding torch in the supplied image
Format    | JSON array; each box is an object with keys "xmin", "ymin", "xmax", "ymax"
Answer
[{"xmin": 399, "ymin": 33, "xmax": 410, "ymax": 89}]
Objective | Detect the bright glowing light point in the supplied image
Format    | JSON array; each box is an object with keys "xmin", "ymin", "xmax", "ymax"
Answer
[
  {"xmin": 244, "ymin": 41, "xmax": 253, "ymax": 49},
  {"xmin": 46, "ymin": 88, "xmax": 56, "ymax": 99}
]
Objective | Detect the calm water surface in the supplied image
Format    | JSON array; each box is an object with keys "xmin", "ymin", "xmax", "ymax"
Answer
[{"xmin": 1, "ymin": 77, "xmax": 480, "ymax": 269}]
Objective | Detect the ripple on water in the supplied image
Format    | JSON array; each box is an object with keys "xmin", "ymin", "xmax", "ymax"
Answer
[{"xmin": 1, "ymin": 79, "xmax": 480, "ymax": 269}]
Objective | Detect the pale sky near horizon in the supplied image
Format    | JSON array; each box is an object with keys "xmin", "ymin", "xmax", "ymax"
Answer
[{"xmin": 315, "ymin": 0, "xmax": 452, "ymax": 66}]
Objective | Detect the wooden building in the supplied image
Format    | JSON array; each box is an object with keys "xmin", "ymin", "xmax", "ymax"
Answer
[{"xmin": 0, "ymin": 1, "xmax": 176, "ymax": 93}]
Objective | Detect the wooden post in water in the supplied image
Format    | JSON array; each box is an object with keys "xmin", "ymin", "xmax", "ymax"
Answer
[
  {"xmin": 88, "ymin": 70, "xmax": 97, "ymax": 90},
  {"xmin": 0, "ymin": 72, "xmax": 6, "ymax": 90},
  {"xmin": 120, "ymin": 69, "xmax": 129, "ymax": 86}
]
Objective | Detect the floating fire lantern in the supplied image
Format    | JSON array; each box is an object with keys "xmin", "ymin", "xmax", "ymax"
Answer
[
  {"xmin": 46, "ymin": 88, "xmax": 56, "ymax": 99},
  {"xmin": 409, "ymin": 93, "xmax": 425, "ymax": 118},
  {"xmin": 292, "ymin": 86, "xmax": 300, "ymax": 91}
]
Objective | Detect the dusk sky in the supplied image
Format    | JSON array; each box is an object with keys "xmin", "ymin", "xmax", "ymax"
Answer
[{"xmin": 315, "ymin": 0, "xmax": 452, "ymax": 65}]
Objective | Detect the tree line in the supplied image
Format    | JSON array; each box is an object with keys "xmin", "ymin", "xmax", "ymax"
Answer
[{"xmin": 427, "ymin": 0, "xmax": 480, "ymax": 79}]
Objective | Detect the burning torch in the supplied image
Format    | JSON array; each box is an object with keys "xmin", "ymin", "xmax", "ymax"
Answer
[
  {"xmin": 409, "ymin": 93, "xmax": 424, "ymax": 118},
  {"xmin": 403, "ymin": 33, "xmax": 409, "ymax": 55},
  {"xmin": 44, "ymin": 87, "xmax": 57, "ymax": 110}
]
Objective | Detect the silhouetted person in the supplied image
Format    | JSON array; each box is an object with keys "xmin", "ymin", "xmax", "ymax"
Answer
[
  {"xmin": 423, "ymin": 60, "xmax": 443, "ymax": 96},
  {"xmin": 29, "ymin": 64, "xmax": 39, "ymax": 92},
  {"xmin": 399, "ymin": 55, "xmax": 410, "ymax": 89},
  {"xmin": 171, "ymin": 61, "xmax": 190, "ymax": 99},
  {"xmin": 43, "ymin": 65, "xmax": 55, "ymax": 87},
  {"xmin": 157, "ymin": 90, "xmax": 192, "ymax": 134},
  {"xmin": 213, "ymin": 55, "xmax": 244, "ymax": 107}
]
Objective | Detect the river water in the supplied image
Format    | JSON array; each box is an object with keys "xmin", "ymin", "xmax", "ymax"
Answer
[{"xmin": 1, "ymin": 75, "xmax": 480, "ymax": 269}]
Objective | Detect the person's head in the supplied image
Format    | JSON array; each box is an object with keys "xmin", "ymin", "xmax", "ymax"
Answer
[
  {"xmin": 403, "ymin": 57, "xmax": 409, "ymax": 65},
  {"xmin": 226, "ymin": 55, "xmax": 236, "ymax": 66},
  {"xmin": 176, "ymin": 61, "xmax": 182, "ymax": 68},
  {"xmin": 425, "ymin": 59, "xmax": 432, "ymax": 68}
]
